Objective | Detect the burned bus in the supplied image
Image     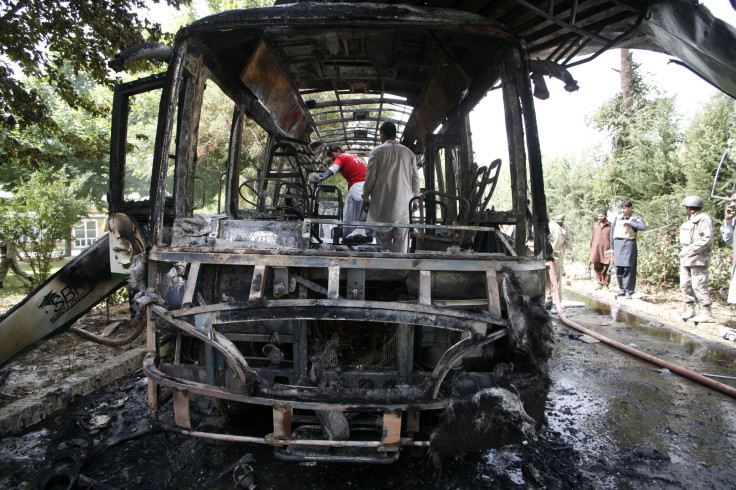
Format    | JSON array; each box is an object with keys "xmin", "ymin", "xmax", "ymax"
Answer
[
  {"xmin": 108, "ymin": 2, "xmax": 555, "ymax": 462},
  {"xmin": 2, "ymin": 0, "xmax": 735, "ymax": 464}
]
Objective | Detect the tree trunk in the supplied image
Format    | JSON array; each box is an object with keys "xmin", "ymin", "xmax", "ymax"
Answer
[{"xmin": 620, "ymin": 48, "xmax": 633, "ymax": 109}]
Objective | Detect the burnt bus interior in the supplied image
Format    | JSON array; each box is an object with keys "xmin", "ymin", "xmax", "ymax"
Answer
[{"xmin": 102, "ymin": 0, "xmax": 724, "ymax": 462}]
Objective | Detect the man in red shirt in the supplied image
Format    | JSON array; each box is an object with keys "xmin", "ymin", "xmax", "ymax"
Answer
[{"xmin": 311, "ymin": 145, "xmax": 373, "ymax": 242}]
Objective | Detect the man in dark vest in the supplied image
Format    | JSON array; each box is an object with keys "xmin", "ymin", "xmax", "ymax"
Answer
[{"xmin": 609, "ymin": 200, "xmax": 646, "ymax": 298}]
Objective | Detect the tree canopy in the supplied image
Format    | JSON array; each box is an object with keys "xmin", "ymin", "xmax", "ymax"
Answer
[{"xmin": 0, "ymin": 0, "xmax": 178, "ymax": 169}]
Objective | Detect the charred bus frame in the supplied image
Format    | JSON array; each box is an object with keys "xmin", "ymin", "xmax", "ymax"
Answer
[{"xmin": 107, "ymin": 3, "xmax": 554, "ymax": 463}]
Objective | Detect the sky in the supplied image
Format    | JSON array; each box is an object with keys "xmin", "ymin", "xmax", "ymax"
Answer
[
  {"xmin": 470, "ymin": 0, "xmax": 736, "ymax": 163},
  {"xmin": 146, "ymin": 0, "xmax": 735, "ymax": 163}
]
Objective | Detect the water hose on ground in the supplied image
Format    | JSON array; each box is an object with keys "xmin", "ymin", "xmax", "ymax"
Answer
[
  {"xmin": 547, "ymin": 260, "xmax": 736, "ymax": 400},
  {"xmin": 69, "ymin": 316, "xmax": 145, "ymax": 347}
]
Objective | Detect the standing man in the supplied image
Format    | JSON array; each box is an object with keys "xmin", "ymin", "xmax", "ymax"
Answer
[
  {"xmin": 720, "ymin": 190, "xmax": 736, "ymax": 303},
  {"xmin": 679, "ymin": 195, "xmax": 715, "ymax": 322},
  {"xmin": 545, "ymin": 214, "xmax": 573, "ymax": 302},
  {"xmin": 311, "ymin": 145, "xmax": 373, "ymax": 243},
  {"xmin": 609, "ymin": 199, "xmax": 646, "ymax": 298},
  {"xmin": 589, "ymin": 209, "xmax": 612, "ymax": 290},
  {"xmin": 0, "ymin": 240, "xmax": 33, "ymax": 288},
  {"xmin": 361, "ymin": 121, "xmax": 420, "ymax": 253}
]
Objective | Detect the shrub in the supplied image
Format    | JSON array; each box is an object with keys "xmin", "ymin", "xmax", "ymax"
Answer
[
  {"xmin": 637, "ymin": 227, "xmax": 732, "ymax": 300},
  {"xmin": 637, "ymin": 228, "xmax": 680, "ymax": 287},
  {"xmin": 0, "ymin": 169, "xmax": 91, "ymax": 283}
]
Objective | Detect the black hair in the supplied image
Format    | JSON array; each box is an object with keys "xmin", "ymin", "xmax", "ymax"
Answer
[
  {"xmin": 621, "ymin": 199, "xmax": 633, "ymax": 207},
  {"xmin": 379, "ymin": 121, "xmax": 397, "ymax": 138}
]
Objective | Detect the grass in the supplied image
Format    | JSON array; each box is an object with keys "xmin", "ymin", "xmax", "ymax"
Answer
[{"xmin": 0, "ymin": 257, "xmax": 72, "ymax": 301}]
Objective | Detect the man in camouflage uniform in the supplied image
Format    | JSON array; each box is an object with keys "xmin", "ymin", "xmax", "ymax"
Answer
[
  {"xmin": 679, "ymin": 195, "xmax": 715, "ymax": 323},
  {"xmin": 545, "ymin": 214, "xmax": 573, "ymax": 302}
]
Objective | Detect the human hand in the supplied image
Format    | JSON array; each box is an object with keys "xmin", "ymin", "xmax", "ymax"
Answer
[
  {"xmin": 362, "ymin": 201, "xmax": 370, "ymax": 213},
  {"xmin": 310, "ymin": 177, "xmax": 322, "ymax": 185},
  {"xmin": 412, "ymin": 201, "xmax": 418, "ymax": 212}
]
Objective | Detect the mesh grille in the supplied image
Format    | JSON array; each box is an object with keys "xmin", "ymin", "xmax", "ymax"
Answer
[
  {"xmin": 349, "ymin": 330, "xmax": 398, "ymax": 371},
  {"xmin": 315, "ymin": 330, "xmax": 402, "ymax": 390}
]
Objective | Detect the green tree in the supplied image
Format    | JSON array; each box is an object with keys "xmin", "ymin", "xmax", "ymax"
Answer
[
  {"xmin": 680, "ymin": 93, "xmax": 736, "ymax": 217},
  {"xmin": 543, "ymin": 153, "xmax": 601, "ymax": 261},
  {"xmin": 0, "ymin": 169, "xmax": 92, "ymax": 283},
  {"xmin": 0, "ymin": 69, "xmax": 114, "ymax": 204},
  {"xmin": 591, "ymin": 54, "xmax": 685, "ymax": 229},
  {"xmin": 0, "ymin": 0, "xmax": 178, "ymax": 171}
]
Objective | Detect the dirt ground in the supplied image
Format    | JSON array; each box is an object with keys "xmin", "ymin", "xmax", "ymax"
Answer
[{"xmin": 0, "ymin": 298, "xmax": 144, "ymax": 411}]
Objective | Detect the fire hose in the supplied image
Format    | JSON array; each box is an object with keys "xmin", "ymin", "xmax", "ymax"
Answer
[
  {"xmin": 69, "ymin": 316, "xmax": 145, "ymax": 347},
  {"xmin": 547, "ymin": 260, "xmax": 736, "ymax": 400}
]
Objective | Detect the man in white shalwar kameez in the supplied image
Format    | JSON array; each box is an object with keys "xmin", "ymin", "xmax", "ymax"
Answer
[
  {"xmin": 720, "ymin": 190, "xmax": 736, "ymax": 303},
  {"xmin": 362, "ymin": 121, "xmax": 420, "ymax": 253}
]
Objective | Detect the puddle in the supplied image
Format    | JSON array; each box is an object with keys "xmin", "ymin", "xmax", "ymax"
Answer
[{"xmin": 562, "ymin": 290, "xmax": 736, "ymax": 384}]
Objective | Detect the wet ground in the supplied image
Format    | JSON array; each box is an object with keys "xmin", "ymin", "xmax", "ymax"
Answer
[{"xmin": 1, "ymin": 294, "xmax": 736, "ymax": 489}]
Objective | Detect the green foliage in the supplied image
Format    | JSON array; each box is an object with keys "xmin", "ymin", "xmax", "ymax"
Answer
[
  {"xmin": 680, "ymin": 93, "xmax": 736, "ymax": 217},
  {"xmin": 543, "ymin": 153, "xmax": 605, "ymax": 262},
  {"xmin": 0, "ymin": 169, "xmax": 92, "ymax": 283},
  {"xmin": 591, "ymin": 97, "xmax": 684, "ymax": 218},
  {"xmin": 0, "ymin": 1, "xmax": 177, "ymax": 168},
  {"xmin": 548, "ymin": 55, "xmax": 736, "ymax": 300},
  {"xmin": 709, "ymin": 245, "xmax": 733, "ymax": 296},
  {"xmin": 638, "ymin": 229, "xmax": 733, "ymax": 299},
  {"xmin": 636, "ymin": 228, "xmax": 681, "ymax": 287}
]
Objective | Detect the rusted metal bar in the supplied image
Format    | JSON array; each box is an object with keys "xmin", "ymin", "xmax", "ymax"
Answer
[
  {"xmin": 143, "ymin": 353, "xmax": 449, "ymax": 410},
  {"xmin": 146, "ymin": 306, "xmax": 158, "ymax": 410},
  {"xmin": 382, "ymin": 411, "xmax": 402, "ymax": 449},
  {"xmin": 419, "ymin": 270, "xmax": 431, "ymax": 306},
  {"xmin": 173, "ymin": 389, "xmax": 192, "ymax": 430},
  {"xmin": 517, "ymin": 41, "xmax": 549, "ymax": 258},
  {"xmin": 513, "ymin": 0, "xmax": 616, "ymax": 44},
  {"xmin": 397, "ymin": 324, "xmax": 414, "ymax": 378},
  {"xmin": 160, "ymin": 423, "xmax": 431, "ymax": 448},
  {"xmin": 485, "ymin": 269, "xmax": 502, "ymax": 319},
  {"xmin": 305, "ymin": 217, "xmax": 503, "ymax": 233},
  {"xmin": 273, "ymin": 405, "xmax": 293, "ymax": 439},
  {"xmin": 327, "ymin": 265, "xmax": 340, "ymax": 299},
  {"xmin": 150, "ymin": 304, "xmax": 255, "ymax": 386},
  {"xmin": 249, "ymin": 265, "xmax": 266, "ymax": 301},
  {"xmin": 181, "ymin": 261, "xmax": 201, "ymax": 307},
  {"xmin": 149, "ymin": 250, "xmax": 544, "ymax": 273},
  {"xmin": 501, "ymin": 49, "xmax": 528, "ymax": 257},
  {"xmin": 170, "ymin": 299, "xmax": 508, "ymax": 327},
  {"xmin": 492, "ymin": 228, "xmax": 517, "ymax": 256},
  {"xmin": 346, "ymin": 268, "xmax": 365, "ymax": 300},
  {"xmin": 430, "ymin": 330, "xmax": 508, "ymax": 399}
]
